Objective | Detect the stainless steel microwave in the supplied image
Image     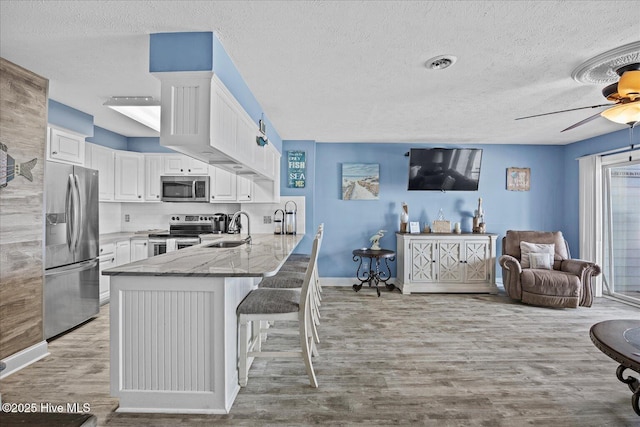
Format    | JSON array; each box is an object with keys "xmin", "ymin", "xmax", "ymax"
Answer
[{"xmin": 160, "ymin": 175, "xmax": 210, "ymax": 202}]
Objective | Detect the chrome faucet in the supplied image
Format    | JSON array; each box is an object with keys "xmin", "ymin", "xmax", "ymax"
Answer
[{"xmin": 230, "ymin": 210, "xmax": 251, "ymax": 245}]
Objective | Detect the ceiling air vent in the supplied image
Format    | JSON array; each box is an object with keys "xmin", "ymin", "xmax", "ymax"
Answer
[{"xmin": 425, "ymin": 55, "xmax": 457, "ymax": 70}]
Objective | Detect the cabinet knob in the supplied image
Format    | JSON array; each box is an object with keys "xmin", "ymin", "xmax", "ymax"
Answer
[
  {"xmin": 157, "ymin": 195, "xmax": 159, "ymax": 198},
  {"xmin": 52, "ymin": 151, "xmax": 58, "ymax": 155},
  {"xmin": 211, "ymin": 195, "xmax": 214, "ymax": 199},
  {"xmin": 138, "ymin": 195, "xmax": 141, "ymax": 198},
  {"xmin": 144, "ymin": 242, "xmax": 147, "ymax": 246},
  {"xmin": 188, "ymin": 169, "xmax": 191, "ymax": 172},
  {"xmin": 180, "ymin": 169, "xmax": 184, "ymax": 172}
]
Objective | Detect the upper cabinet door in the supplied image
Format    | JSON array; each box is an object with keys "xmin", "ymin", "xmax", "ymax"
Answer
[
  {"xmin": 144, "ymin": 155, "xmax": 164, "ymax": 201},
  {"xmin": 187, "ymin": 158, "xmax": 209, "ymax": 175},
  {"xmin": 210, "ymin": 166, "xmax": 236, "ymax": 202},
  {"xmin": 114, "ymin": 152, "xmax": 144, "ymax": 201},
  {"xmin": 85, "ymin": 143, "xmax": 115, "ymax": 202},
  {"xmin": 48, "ymin": 126, "xmax": 86, "ymax": 165},
  {"xmin": 163, "ymin": 155, "xmax": 187, "ymax": 174}
]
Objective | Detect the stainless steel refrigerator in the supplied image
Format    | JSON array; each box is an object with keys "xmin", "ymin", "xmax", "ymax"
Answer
[{"xmin": 44, "ymin": 161, "xmax": 99, "ymax": 339}]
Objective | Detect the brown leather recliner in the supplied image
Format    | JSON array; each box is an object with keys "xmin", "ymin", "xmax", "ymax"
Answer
[{"xmin": 499, "ymin": 230, "xmax": 601, "ymax": 308}]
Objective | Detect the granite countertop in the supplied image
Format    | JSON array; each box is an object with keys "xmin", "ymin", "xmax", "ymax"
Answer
[
  {"xmin": 103, "ymin": 233, "xmax": 304, "ymax": 277},
  {"xmin": 100, "ymin": 230, "xmax": 167, "ymax": 245}
]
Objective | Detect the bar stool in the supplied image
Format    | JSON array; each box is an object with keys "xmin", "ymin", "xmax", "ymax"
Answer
[{"xmin": 236, "ymin": 235, "xmax": 321, "ymax": 387}]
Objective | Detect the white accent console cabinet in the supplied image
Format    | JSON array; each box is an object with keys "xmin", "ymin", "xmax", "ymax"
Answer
[{"xmin": 396, "ymin": 232, "xmax": 498, "ymax": 294}]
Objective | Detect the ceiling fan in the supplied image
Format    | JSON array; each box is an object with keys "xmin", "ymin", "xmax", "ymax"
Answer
[{"xmin": 516, "ymin": 62, "xmax": 640, "ymax": 132}]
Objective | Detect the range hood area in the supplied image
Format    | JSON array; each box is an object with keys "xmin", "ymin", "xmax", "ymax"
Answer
[{"xmin": 154, "ymin": 71, "xmax": 279, "ymax": 182}]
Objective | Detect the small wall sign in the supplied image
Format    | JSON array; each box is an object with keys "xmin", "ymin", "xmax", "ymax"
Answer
[
  {"xmin": 506, "ymin": 167, "xmax": 530, "ymax": 191},
  {"xmin": 287, "ymin": 150, "xmax": 306, "ymax": 188}
]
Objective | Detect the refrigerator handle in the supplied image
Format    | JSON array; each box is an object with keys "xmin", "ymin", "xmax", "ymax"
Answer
[
  {"xmin": 192, "ymin": 180, "xmax": 196, "ymax": 200},
  {"xmin": 65, "ymin": 174, "xmax": 74, "ymax": 250},
  {"xmin": 45, "ymin": 258, "xmax": 98, "ymax": 277},
  {"xmin": 73, "ymin": 174, "xmax": 83, "ymax": 251}
]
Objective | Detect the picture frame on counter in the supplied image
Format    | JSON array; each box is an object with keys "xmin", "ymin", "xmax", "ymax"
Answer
[{"xmin": 409, "ymin": 222, "xmax": 421, "ymax": 234}]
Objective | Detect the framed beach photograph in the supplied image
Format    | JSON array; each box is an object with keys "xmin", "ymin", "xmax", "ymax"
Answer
[
  {"xmin": 506, "ymin": 167, "xmax": 530, "ymax": 191},
  {"xmin": 341, "ymin": 163, "xmax": 380, "ymax": 200}
]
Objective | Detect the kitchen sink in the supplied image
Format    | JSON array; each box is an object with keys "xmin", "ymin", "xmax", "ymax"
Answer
[{"xmin": 204, "ymin": 240, "xmax": 246, "ymax": 248}]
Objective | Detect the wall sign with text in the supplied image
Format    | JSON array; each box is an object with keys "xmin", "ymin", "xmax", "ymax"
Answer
[{"xmin": 287, "ymin": 150, "xmax": 306, "ymax": 188}]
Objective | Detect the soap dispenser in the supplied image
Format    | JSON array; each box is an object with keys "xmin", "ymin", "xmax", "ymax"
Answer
[
  {"xmin": 274, "ymin": 209, "xmax": 285, "ymax": 235},
  {"xmin": 284, "ymin": 200, "xmax": 297, "ymax": 235}
]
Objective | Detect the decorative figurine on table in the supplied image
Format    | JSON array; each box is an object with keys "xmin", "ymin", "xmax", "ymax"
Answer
[
  {"xmin": 400, "ymin": 202, "xmax": 409, "ymax": 233},
  {"xmin": 472, "ymin": 197, "xmax": 486, "ymax": 233},
  {"xmin": 369, "ymin": 229, "xmax": 386, "ymax": 250}
]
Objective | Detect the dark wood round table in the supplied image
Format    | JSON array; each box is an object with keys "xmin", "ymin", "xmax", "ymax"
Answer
[
  {"xmin": 352, "ymin": 248, "xmax": 396, "ymax": 297},
  {"xmin": 590, "ymin": 319, "xmax": 640, "ymax": 416}
]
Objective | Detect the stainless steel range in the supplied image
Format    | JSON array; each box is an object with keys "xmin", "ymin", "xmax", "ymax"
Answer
[{"xmin": 148, "ymin": 215, "xmax": 215, "ymax": 257}]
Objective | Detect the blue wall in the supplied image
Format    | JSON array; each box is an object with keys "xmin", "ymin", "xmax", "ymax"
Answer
[
  {"xmin": 301, "ymin": 142, "xmax": 565, "ymax": 279},
  {"xmin": 128, "ymin": 137, "xmax": 175, "ymax": 153},
  {"xmin": 285, "ymin": 127, "xmax": 640, "ymax": 280},
  {"xmin": 48, "ymin": 99, "xmax": 94, "ymax": 137},
  {"xmin": 86, "ymin": 126, "xmax": 127, "ymax": 150},
  {"xmin": 280, "ymin": 140, "xmax": 317, "ymax": 255}
]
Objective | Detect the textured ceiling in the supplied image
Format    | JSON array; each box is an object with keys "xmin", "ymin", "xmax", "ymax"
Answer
[{"xmin": 1, "ymin": 1, "xmax": 639, "ymax": 145}]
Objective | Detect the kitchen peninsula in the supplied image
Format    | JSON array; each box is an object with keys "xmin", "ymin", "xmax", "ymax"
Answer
[{"xmin": 103, "ymin": 233, "xmax": 304, "ymax": 414}]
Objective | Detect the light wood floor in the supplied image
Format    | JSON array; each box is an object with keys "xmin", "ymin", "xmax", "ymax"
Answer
[{"xmin": 2, "ymin": 287, "xmax": 640, "ymax": 426}]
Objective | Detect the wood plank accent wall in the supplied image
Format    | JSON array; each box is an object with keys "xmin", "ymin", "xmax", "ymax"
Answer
[{"xmin": 0, "ymin": 57, "xmax": 48, "ymax": 359}]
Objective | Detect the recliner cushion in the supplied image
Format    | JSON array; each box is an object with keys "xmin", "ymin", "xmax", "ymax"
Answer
[
  {"xmin": 521, "ymin": 269, "xmax": 580, "ymax": 298},
  {"xmin": 520, "ymin": 242, "xmax": 555, "ymax": 268}
]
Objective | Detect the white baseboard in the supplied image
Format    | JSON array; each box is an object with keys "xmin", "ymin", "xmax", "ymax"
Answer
[
  {"xmin": 0, "ymin": 341, "xmax": 49, "ymax": 379},
  {"xmin": 320, "ymin": 277, "xmax": 505, "ymax": 291},
  {"xmin": 319, "ymin": 277, "xmax": 398, "ymax": 287}
]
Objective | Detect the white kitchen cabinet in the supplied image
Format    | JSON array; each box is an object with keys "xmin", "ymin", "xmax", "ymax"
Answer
[
  {"xmin": 47, "ymin": 126, "xmax": 86, "ymax": 165},
  {"xmin": 211, "ymin": 82, "xmax": 238, "ymax": 159},
  {"xmin": 115, "ymin": 240, "xmax": 131, "ymax": 266},
  {"xmin": 252, "ymin": 145, "xmax": 281, "ymax": 202},
  {"xmin": 155, "ymin": 71, "xmax": 277, "ymax": 180},
  {"xmin": 163, "ymin": 154, "xmax": 209, "ymax": 175},
  {"xmin": 209, "ymin": 165, "xmax": 237, "ymax": 201},
  {"xmin": 99, "ymin": 243, "xmax": 116, "ymax": 305},
  {"xmin": 85, "ymin": 143, "xmax": 115, "ymax": 201},
  {"xmin": 236, "ymin": 174, "xmax": 253, "ymax": 202},
  {"xmin": 396, "ymin": 233, "xmax": 498, "ymax": 294},
  {"xmin": 235, "ymin": 115, "xmax": 257, "ymax": 170},
  {"xmin": 144, "ymin": 155, "xmax": 164, "ymax": 201},
  {"xmin": 130, "ymin": 238, "xmax": 149, "ymax": 262},
  {"xmin": 114, "ymin": 151, "xmax": 144, "ymax": 201}
]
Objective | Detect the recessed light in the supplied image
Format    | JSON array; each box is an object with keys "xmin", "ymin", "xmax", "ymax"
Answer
[{"xmin": 425, "ymin": 55, "xmax": 457, "ymax": 70}]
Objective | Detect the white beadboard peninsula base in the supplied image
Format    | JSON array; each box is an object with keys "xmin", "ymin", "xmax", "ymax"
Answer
[{"xmin": 110, "ymin": 275, "xmax": 257, "ymax": 414}]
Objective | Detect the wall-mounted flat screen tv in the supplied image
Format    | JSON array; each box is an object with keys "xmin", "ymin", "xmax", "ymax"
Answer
[{"xmin": 408, "ymin": 148, "xmax": 483, "ymax": 191}]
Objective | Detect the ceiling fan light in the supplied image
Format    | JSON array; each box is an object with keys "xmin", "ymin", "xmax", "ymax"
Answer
[
  {"xmin": 600, "ymin": 101, "xmax": 640, "ymax": 125},
  {"xmin": 602, "ymin": 83, "xmax": 620, "ymax": 101},
  {"xmin": 617, "ymin": 70, "xmax": 640, "ymax": 100}
]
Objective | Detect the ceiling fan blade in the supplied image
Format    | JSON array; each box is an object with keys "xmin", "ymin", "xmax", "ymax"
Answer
[
  {"xmin": 515, "ymin": 104, "xmax": 612, "ymax": 120},
  {"xmin": 560, "ymin": 111, "xmax": 603, "ymax": 132}
]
